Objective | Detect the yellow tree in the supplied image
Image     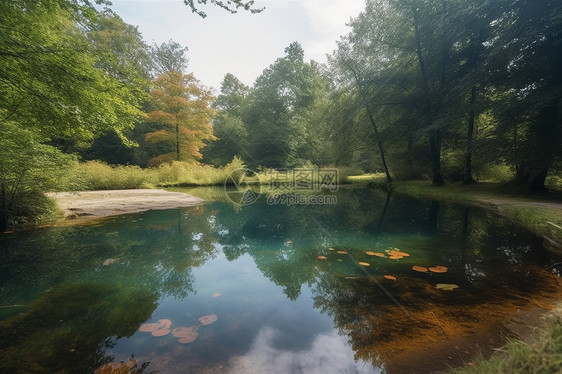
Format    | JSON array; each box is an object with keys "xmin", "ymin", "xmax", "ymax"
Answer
[{"xmin": 145, "ymin": 71, "xmax": 216, "ymax": 165}]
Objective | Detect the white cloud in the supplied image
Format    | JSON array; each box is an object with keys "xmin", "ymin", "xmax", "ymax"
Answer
[
  {"xmin": 226, "ymin": 327, "xmax": 382, "ymax": 374},
  {"xmin": 110, "ymin": 0, "xmax": 364, "ymax": 90}
]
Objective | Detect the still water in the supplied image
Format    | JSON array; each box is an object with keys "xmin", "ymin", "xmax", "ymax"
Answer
[{"xmin": 1, "ymin": 188, "xmax": 561, "ymax": 373}]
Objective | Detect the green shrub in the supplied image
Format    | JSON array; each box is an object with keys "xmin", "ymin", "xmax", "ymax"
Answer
[{"xmin": 64, "ymin": 160, "xmax": 154, "ymax": 190}]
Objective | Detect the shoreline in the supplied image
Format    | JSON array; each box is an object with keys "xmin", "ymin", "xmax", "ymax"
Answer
[{"xmin": 46, "ymin": 189, "xmax": 205, "ymax": 222}]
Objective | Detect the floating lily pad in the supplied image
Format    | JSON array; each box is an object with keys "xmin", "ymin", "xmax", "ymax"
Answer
[
  {"xmin": 151, "ymin": 328, "xmax": 170, "ymax": 336},
  {"xmin": 158, "ymin": 319, "xmax": 172, "ymax": 329},
  {"xmin": 328, "ymin": 247, "xmax": 335, "ymax": 251},
  {"xmin": 388, "ymin": 255, "xmax": 403, "ymax": 260},
  {"xmin": 337, "ymin": 259, "xmax": 343, "ymax": 262},
  {"xmin": 388, "ymin": 250, "xmax": 410, "ymax": 257},
  {"xmin": 428, "ymin": 266, "xmax": 448, "ymax": 273},
  {"xmin": 172, "ymin": 325, "xmax": 199, "ymax": 338},
  {"xmin": 412, "ymin": 265, "xmax": 428, "ymax": 272},
  {"xmin": 198, "ymin": 313, "xmax": 218, "ymax": 325},
  {"xmin": 317, "ymin": 256, "xmax": 327, "ymax": 260},
  {"xmin": 285, "ymin": 240, "xmax": 293, "ymax": 244},
  {"xmin": 358, "ymin": 262, "xmax": 370, "ymax": 266},
  {"xmin": 138, "ymin": 323, "xmax": 160, "ymax": 332},
  {"xmin": 178, "ymin": 331, "xmax": 199, "ymax": 344},
  {"xmin": 337, "ymin": 250, "xmax": 348, "ymax": 254},
  {"xmin": 366, "ymin": 251, "xmax": 376, "ymax": 256},
  {"xmin": 373, "ymin": 252, "xmax": 386, "ymax": 257},
  {"xmin": 436, "ymin": 283, "xmax": 459, "ymax": 291},
  {"xmin": 383, "ymin": 275, "xmax": 397, "ymax": 281}
]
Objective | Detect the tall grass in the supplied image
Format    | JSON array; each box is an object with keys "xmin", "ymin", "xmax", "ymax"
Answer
[
  {"xmin": 445, "ymin": 307, "xmax": 562, "ymax": 374},
  {"xmin": 61, "ymin": 157, "xmax": 247, "ymax": 191}
]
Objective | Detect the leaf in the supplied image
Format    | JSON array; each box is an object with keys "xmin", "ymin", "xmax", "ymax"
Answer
[
  {"xmin": 366, "ymin": 251, "xmax": 376, "ymax": 255},
  {"xmin": 435, "ymin": 283, "xmax": 459, "ymax": 291},
  {"xmin": 172, "ymin": 325, "xmax": 199, "ymax": 338},
  {"xmin": 388, "ymin": 250, "xmax": 409, "ymax": 257},
  {"xmin": 138, "ymin": 323, "xmax": 160, "ymax": 332},
  {"xmin": 328, "ymin": 247, "xmax": 335, "ymax": 251},
  {"xmin": 198, "ymin": 313, "xmax": 218, "ymax": 325},
  {"xmin": 388, "ymin": 255, "xmax": 403, "ymax": 260},
  {"xmin": 337, "ymin": 250, "xmax": 348, "ymax": 254},
  {"xmin": 151, "ymin": 328, "xmax": 170, "ymax": 336},
  {"xmin": 158, "ymin": 319, "xmax": 172, "ymax": 329},
  {"xmin": 384, "ymin": 275, "xmax": 397, "ymax": 280},
  {"xmin": 428, "ymin": 265, "xmax": 448, "ymax": 273},
  {"xmin": 358, "ymin": 262, "xmax": 370, "ymax": 266},
  {"xmin": 412, "ymin": 265, "xmax": 428, "ymax": 272},
  {"xmin": 317, "ymin": 256, "xmax": 327, "ymax": 260},
  {"xmin": 373, "ymin": 252, "xmax": 386, "ymax": 257}
]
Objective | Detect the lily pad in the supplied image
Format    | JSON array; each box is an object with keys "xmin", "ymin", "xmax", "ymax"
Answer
[
  {"xmin": 436, "ymin": 283, "xmax": 459, "ymax": 291},
  {"xmin": 178, "ymin": 331, "xmax": 199, "ymax": 344},
  {"xmin": 317, "ymin": 256, "xmax": 327, "ymax": 260},
  {"xmin": 151, "ymin": 328, "xmax": 170, "ymax": 336},
  {"xmin": 373, "ymin": 252, "xmax": 386, "ymax": 257},
  {"xmin": 328, "ymin": 247, "xmax": 335, "ymax": 251},
  {"xmin": 198, "ymin": 313, "xmax": 218, "ymax": 325},
  {"xmin": 138, "ymin": 323, "xmax": 160, "ymax": 332},
  {"xmin": 365, "ymin": 251, "xmax": 376, "ymax": 256},
  {"xmin": 358, "ymin": 262, "xmax": 370, "ymax": 266},
  {"xmin": 388, "ymin": 255, "xmax": 403, "ymax": 260},
  {"xmin": 383, "ymin": 275, "xmax": 397, "ymax": 280},
  {"xmin": 412, "ymin": 265, "xmax": 428, "ymax": 272},
  {"xmin": 337, "ymin": 250, "xmax": 348, "ymax": 254},
  {"xmin": 388, "ymin": 250, "xmax": 409, "ymax": 257},
  {"xmin": 172, "ymin": 325, "xmax": 199, "ymax": 338},
  {"xmin": 428, "ymin": 265, "xmax": 448, "ymax": 273},
  {"xmin": 158, "ymin": 319, "xmax": 172, "ymax": 329}
]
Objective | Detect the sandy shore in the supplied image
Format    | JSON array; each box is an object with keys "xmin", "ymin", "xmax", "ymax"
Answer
[{"xmin": 46, "ymin": 189, "xmax": 204, "ymax": 220}]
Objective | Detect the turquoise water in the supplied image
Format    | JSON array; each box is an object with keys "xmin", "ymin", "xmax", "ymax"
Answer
[{"xmin": 1, "ymin": 188, "xmax": 560, "ymax": 373}]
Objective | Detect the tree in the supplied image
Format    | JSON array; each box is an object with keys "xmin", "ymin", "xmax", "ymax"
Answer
[
  {"xmin": 244, "ymin": 42, "xmax": 327, "ymax": 168},
  {"xmin": 150, "ymin": 40, "xmax": 189, "ymax": 77},
  {"xmin": 145, "ymin": 71, "xmax": 216, "ymax": 165},
  {"xmin": 203, "ymin": 73, "xmax": 250, "ymax": 166},
  {"xmin": 183, "ymin": 0, "xmax": 263, "ymax": 18}
]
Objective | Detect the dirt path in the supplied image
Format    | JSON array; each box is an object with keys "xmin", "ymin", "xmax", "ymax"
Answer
[{"xmin": 47, "ymin": 189, "xmax": 204, "ymax": 221}]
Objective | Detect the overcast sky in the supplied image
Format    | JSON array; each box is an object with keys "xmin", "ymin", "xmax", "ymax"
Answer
[{"xmin": 110, "ymin": 0, "xmax": 365, "ymax": 92}]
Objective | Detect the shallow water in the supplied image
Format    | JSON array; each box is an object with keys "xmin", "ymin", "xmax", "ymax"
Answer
[{"xmin": 1, "ymin": 188, "xmax": 561, "ymax": 373}]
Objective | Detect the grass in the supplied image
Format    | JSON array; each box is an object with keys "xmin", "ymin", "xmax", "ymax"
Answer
[{"xmin": 444, "ymin": 306, "xmax": 562, "ymax": 374}]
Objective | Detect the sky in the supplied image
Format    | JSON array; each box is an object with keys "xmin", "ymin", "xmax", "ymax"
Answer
[{"xmin": 110, "ymin": 0, "xmax": 365, "ymax": 92}]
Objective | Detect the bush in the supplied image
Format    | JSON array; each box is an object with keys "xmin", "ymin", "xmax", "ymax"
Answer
[{"xmin": 64, "ymin": 161, "xmax": 154, "ymax": 190}]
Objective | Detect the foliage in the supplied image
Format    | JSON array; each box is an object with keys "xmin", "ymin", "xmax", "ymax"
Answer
[
  {"xmin": 145, "ymin": 71, "xmax": 216, "ymax": 165},
  {"xmin": 150, "ymin": 40, "xmax": 189, "ymax": 77},
  {"xmin": 0, "ymin": 121, "xmax": 71, "ymax": 229},
  {"xmin": 183, "ymin": 0, "xmax": 264, "ymax": 18}
]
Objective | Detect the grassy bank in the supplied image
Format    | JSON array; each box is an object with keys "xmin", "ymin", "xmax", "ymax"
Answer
[
  {"xmin": 386, "ymin": 181, "xmax": 562, "ymax": 249},
  {"xmin": 444, "ymin": 305, "xmax": 562, "ymax": 374}
]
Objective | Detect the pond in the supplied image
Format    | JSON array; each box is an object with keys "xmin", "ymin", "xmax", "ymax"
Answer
[{"xmin": 1, "ymin": 188, "xmax": 561, "ymax": 373}]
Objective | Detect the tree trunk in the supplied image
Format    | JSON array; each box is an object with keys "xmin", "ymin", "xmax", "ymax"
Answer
[
  {"xmin": 176, "ymin": 122, "xmax": 180, "ymax": 161},
  {"xmin": 463, "ymin": 86, "xmax": 477, "ymax": 184},
  {"xmin": 412, "ymin": 5, "xmax": 444, "ymax": 186},
  {"xmin": 367, "ymin": 111, "xmax": 392, "ymax": 183}
]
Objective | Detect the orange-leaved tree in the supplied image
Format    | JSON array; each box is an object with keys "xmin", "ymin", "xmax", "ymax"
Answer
[{"xmin": 145, "ymin": 71, "xmax": 216, "ymax": 165}]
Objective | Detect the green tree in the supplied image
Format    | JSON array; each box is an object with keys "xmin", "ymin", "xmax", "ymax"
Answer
[
  {"xmin": 145, "ymin": 71, "xmax": 216, "ymax": 165},
  {"xmin": 203, "ymin": 73, "xmax": 250, "ymax": 166}
]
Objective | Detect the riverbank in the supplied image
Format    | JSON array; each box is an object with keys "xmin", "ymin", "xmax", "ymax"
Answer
[
  {"xmin": 381, "ymin": 181, "xmax": 562, "ymax": 252},
  {"xmin": 46, "ymin": 189, "xmax": 204, "ymax": 221}
]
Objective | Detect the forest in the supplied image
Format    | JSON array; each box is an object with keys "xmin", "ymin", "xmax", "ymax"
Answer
[{"xmin": 1, "ymin": 0, "xmax": 561, "ymax": 229}]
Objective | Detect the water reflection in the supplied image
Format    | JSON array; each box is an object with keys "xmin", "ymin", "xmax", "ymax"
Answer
[{"xmin": 0, "ymin": 188, "xmax": 560, "ymax": 373}]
